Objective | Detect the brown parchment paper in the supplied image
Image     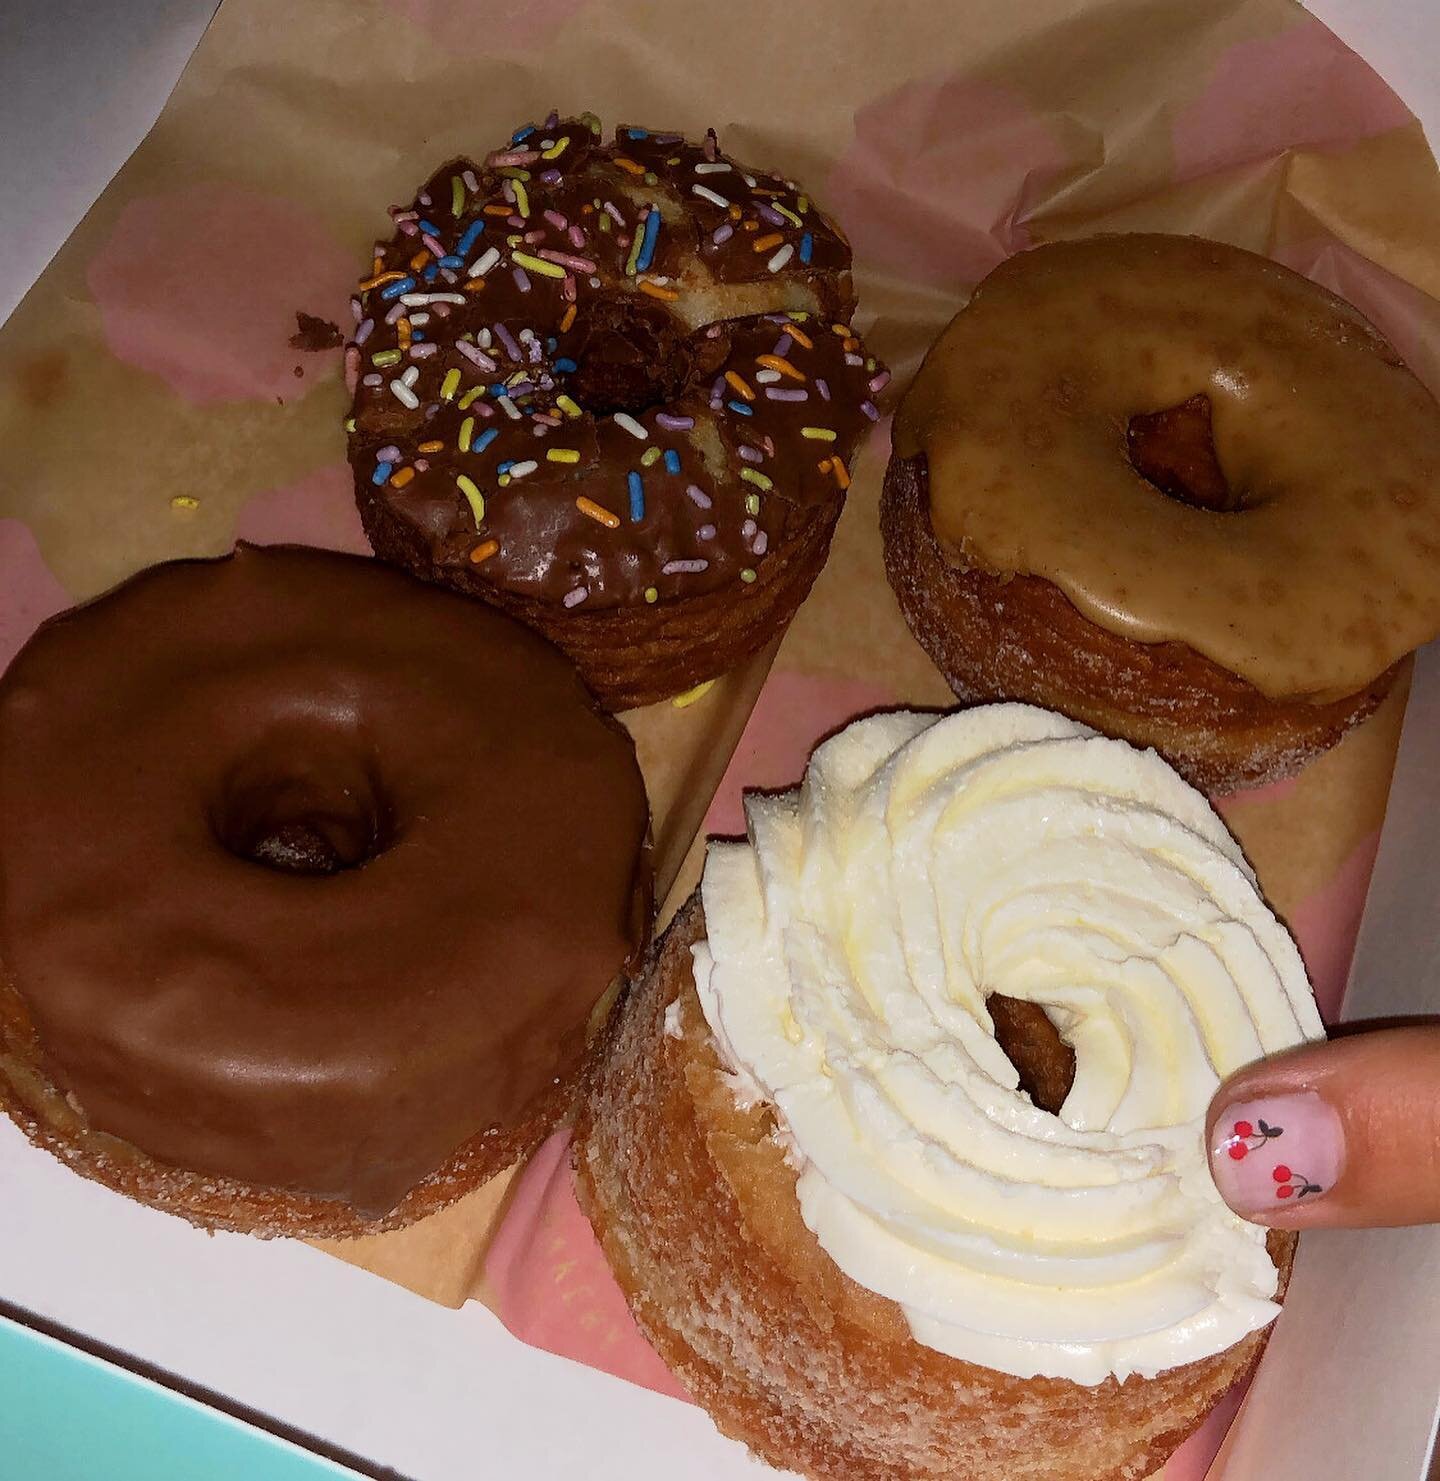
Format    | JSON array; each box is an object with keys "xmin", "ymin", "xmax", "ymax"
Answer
[{"xmin": 1, "ymin": 0, "xmax": 1438, "ymax": 1325}]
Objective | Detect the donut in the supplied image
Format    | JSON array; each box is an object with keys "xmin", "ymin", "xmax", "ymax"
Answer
[
  {"xmin": 577, "ymin": 704, "xmax": 1320, "ymax": 1481},
  {"xmin": 882, "ymin": 234, "xmax": 1440, "ymax": 791},
  {"xmin": 346, "ymin": 112, "xmax": 887, "ymax": 710},
  {"xmin": 0, "ymin": 544, "xmax": 650, "ymax": 1238}
]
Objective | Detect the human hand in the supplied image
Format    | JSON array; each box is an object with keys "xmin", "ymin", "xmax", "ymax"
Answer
[{"xmin": 1207, "ymin": 1026, "xmax": 1440, "ymax": 1227}]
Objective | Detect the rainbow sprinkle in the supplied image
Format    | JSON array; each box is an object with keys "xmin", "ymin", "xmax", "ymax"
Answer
[
  {"xmin": 577, "ymin": 496, "xmax": 620, "ymax": 529},
  {"xmin": 456, "ymin": 475, "xmax": 486, "ymax": 525}
]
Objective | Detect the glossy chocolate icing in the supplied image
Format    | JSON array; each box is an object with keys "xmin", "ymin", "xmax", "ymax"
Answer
[
  {"xmin": 0, "ymin": 545, "xmax": 650, "ymax": 1216},
  {"xmin": 346, "ymin": 115, "xmax": 885, "ymax": 612}
]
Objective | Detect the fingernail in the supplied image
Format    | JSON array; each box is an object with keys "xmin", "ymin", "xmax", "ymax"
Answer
[{"xmin": 1209, "ymin": 1091, "xmax": 1344, "ymax": 1217}]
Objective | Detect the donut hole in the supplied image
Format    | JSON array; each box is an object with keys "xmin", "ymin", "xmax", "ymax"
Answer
[
  {"xmin": 564, "ymin": 295, "xmax": 698, "ymax": 417},
  {"xmin": 987, "ymin": 994, "xmax": 1076, "ymax": 1115},
  {"xmin": 212, "ymin": 752, "xmax": 394, "ymax": 877},
  {"xmin": 1127, "ymin": 393, "xmax": 1250, "ymax": 514}
]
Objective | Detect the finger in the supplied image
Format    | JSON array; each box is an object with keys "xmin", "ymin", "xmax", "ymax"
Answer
[{"xmin": 1205, "ymin": 1026, "xmax": 1440, "ymax": 1229}]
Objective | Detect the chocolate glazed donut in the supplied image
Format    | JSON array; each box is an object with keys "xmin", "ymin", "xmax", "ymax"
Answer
[
  {"xmin": 347, "ymin": 114, "xmax": 887, "ymax": 710},
  {"xmin": 884, "ymin": 234, "xmax": 1440, "ymax": 792},
  {"xmin": 0, "ymin": 544, "xmax": 650, "ymax": 1237}
]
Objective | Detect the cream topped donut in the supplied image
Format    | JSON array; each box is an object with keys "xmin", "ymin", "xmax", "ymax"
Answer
[
  {"xmin": 577, "ymin": 704, "xmax": 1319, "ymax": 1480},
  {"xmin": 883, "ymin": 234, "xmax": 1440, "ymax": 789},
  {"xmin": 347, "ymin": 112, "xmax": 886, "ymax": 709},
  {"xmin": 696, "ymin": 704, "xmax": 1318, "ymax": 1383}
]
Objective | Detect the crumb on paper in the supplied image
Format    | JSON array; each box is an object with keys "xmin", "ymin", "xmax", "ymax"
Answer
[{"xmin": 289, "ymin": 311, "xmax": 343, "ymax": 351}]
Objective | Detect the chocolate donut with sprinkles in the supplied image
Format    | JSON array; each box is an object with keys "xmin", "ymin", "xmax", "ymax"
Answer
[{"xmin": 345, "ymin": 112, "xmax": 886, "ymax": 709}]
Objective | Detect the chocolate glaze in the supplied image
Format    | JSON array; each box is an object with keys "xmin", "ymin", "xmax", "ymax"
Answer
[
  {"xmin": 0, "ymin": 545, "xmax": 650, "ymax": 1217},
  {"xmin": 346, "ymin": 115, "xmax": 885, "ymax": 612}
]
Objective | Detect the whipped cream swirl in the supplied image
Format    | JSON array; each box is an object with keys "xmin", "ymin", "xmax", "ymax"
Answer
[{"xmin": 694, "ymin": 705, "xmax": 1321, "ymax": 1385}]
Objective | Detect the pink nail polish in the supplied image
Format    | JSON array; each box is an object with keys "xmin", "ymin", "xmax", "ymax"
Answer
[{"xmin": 1209, "ymin": 1092, "xmax": 1344, "ymax": 1216}]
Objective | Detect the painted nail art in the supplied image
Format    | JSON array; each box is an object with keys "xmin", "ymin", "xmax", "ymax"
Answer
[{"xmin": 1209, "ymin": 1091, "xmax": 1343, "ymax": 1216}]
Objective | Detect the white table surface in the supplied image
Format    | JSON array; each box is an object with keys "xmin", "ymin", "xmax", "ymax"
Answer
[{"xmin": 1, "ymin": 4, "xmax": 1437, "ymax": 1479}]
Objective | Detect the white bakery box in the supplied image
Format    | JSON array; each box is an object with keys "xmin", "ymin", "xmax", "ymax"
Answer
[{"xmin": 2, "ymin": 2, "xmax": 1439, "ymax": 1479}]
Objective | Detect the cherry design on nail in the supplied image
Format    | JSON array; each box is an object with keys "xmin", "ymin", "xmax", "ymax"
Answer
[
  {"xmin": 1223, "ymin": 1117, "xmax": 1283, "ymax": 1161},
  {"xmin": 1271, "ymin": 1164, "xmax": 1324, "ymax": 1200}
]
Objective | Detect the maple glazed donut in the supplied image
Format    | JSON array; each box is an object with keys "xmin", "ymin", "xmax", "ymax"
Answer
[
  {"xmin": 347, "ymin": 112, "xmax": 886, "ymax": 710},
  {"xmin": 577, "ymin": 705, "xmax": 1318, "ymax": 1481},
  {"xmin": 882, "ymin": 234, "xmax": 1440, "ymax": 791},
  {"xmin": 0, "ymin": 545, "xmax": 650, "ymax": 1238}
]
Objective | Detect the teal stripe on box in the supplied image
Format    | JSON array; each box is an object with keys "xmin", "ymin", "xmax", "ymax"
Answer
[{"xmin": 0, "ymin": 1313, "xmax": 361, "ymax": 1480}]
